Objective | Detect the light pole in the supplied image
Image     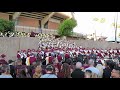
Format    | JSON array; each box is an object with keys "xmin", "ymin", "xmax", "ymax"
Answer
[
  {"xmin": 71, "ymin": 12, "xmax": 75, "ymax": 20},
  {"xmin": 115, "ymin": 12, "xmax": 118, "ymax": 43},
  {"xmin": 93, "ymin": 18, "xmax": 98, "ymax": 41}
]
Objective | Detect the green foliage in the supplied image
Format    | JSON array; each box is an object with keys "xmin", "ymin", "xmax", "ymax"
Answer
[
  {"xmin": 0, "ymin": 19, "xmax": 15, "ymax": 33},
  {"xmin": 58, "ymin": 18, "xmax": 77, "ymax": 36}
]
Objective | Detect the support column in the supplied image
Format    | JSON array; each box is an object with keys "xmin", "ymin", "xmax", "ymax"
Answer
[
  {"xmin": 12, "ymin": 12, "xmax": 21, "ymax": 25},
  {"xmin": 12, "ymin": 12, "xmax": 21, "ymax": 20},
  {"xmin": 41, "ymin": 12, "xmax": 55, "ymax": 29}
]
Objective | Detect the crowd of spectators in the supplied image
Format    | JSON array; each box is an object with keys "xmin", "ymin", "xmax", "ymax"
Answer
[{"xmin": 0, "ymin": 37, "xmax": 120, "ymax": 78}]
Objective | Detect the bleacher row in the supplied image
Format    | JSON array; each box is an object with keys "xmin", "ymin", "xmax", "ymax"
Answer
[{"xmin": 0, "ymin": 31, "xmax": 54, "ymax": 38}]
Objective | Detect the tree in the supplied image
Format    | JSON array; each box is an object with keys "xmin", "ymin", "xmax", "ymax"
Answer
[
  {"xmin": 58, "ymin": 18, "xmax": 77, "ymax": 37},
  {"xmin": 0, "ymin": 19, "xmax": 15, "ymax": 33}
]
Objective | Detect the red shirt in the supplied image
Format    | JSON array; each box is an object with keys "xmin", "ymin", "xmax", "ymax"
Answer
[
  {"xmin": 57, "ymin": 72, "xmax": 64, "ymax": 78},
  {"xmin": 0, "ymin": 59, "xmax": 8, "ymax": 64},
  {"xmin": 53, "ymin": 63, "xmax": 61, "ymax": 72},
  {"xmin": 49, "ymin": 56, "xmax": 54, "ymax": 64},
  {"xmin": 30, "ymin": 56, "xmax": 36, "ymax": 65},
  {"xmin": 57, "ymin": 55, "xmax": 62, "ymax": 62},
  {"xmin": 65, "ymin": 53, "xmax": 70, "ymax": 59},
  {"xmin": 17, "ymin": 53, "xmax": 21, "ymax": 59}
]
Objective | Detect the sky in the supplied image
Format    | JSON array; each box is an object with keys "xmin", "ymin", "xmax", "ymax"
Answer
[{"xmin": 73, "ymin": 12, "xmax": 120, "ymax": 41}]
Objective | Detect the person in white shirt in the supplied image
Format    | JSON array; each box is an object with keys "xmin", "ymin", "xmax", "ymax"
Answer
[{"xmin": 85, "ymin": 59, "xmax": 100, "ymax": 77}]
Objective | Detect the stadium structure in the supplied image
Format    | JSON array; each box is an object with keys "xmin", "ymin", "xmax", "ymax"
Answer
[{"xmin": 0, "ymin": 12, "xmax": 81, "ymax": 39}]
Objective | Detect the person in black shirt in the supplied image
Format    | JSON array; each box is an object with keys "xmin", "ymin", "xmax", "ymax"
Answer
[
  {"xmin": 8, "ymin": 60, "xmax": 16, "ymax": 78},
  {"xmin": 71, "ymin": 62, "xmax": 84, "ymax": 78},
  {"xmin": 103, "ymin": 60, "xmax": 115, "ymax": 78}
]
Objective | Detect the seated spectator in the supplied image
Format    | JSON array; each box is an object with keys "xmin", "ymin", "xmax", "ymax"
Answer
[
  {"xmin": 92, "ymin": 72, "xmax": 99, "ymax": 78},
  {"xmin": 103, "ymin": 60, "xmax": 113, "ymax": 78},
  {"xmin": 83, "ymin": 62, "xmax": 89, "ymax": 70},
  {"xmin": 0, "ymin": 65, "xmax": 13, "ymax": 78},
  {"xmin": 85, "ymin": 70, "xmax": 92, "ymax": 78},
  {"xmin": 15, "ymin": 60, "xmax": 27, "ymax": 78},
  {"xmin": 111, "ymin": 66, "xmax": 120, "ymax": 78},
  {"xmin": 57, "ymin": 63, "xmax": 71, "ymax": 78},
  {"xmin": 85, "ymin": 59, "xmax": 100, "ymax": 77},
  {"xmin": 33, "ymin": 65, "xmax": 42, "ymax": 78},
  {"xmin": 71, "ymin": 62, "xmax": 84, "ymax": 78},
  {"xmin": 8, "ymin": 60, "xmax": 16, "ymax": 78},
  {"xmin": 31, "ymin": 62, "xmax": 37, "ymax": 77},
  {"xmin": 27, "ymin": 63, "xmax": 36, "ymax": 78},
  {"xmin": 96, "ymin": 62, "xmax": 104, "ymax": 78},
  {"xmin": 40, "ymin": 65, "xmax": 57, "ymax": 78},
  {"xmin": 17, "ymin": 67, "xmax": 31, "ymax": 78}
]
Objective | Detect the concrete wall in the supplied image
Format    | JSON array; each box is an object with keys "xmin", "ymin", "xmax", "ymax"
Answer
[
  {"xmin": 0, "ymin": 37, "xmax": 39, "ymax": 61},
  {"xmin": 71, "ymin": 40, "xmax": 120, "ymax": 49},
  {"xmin": 1, "ymin": 37, "xmax": 120, "ymax": 61}
]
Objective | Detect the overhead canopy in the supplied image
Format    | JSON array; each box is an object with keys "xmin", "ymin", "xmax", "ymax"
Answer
[
  {"xmin": 3, "ymin": 12, "xmax": 71, "ymax": 21},
  {"xmin": 2, "ymin": 12, "xmax": 73, "ymax": 29}
]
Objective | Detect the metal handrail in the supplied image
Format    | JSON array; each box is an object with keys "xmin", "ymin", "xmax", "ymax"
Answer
[
  {"xmin": 15, "ymin": 25, "xmax": 82, "ymax": 37},
  {"xmin": 15, "ymin": 26, "xmax": 57, "ymax": 34}
]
